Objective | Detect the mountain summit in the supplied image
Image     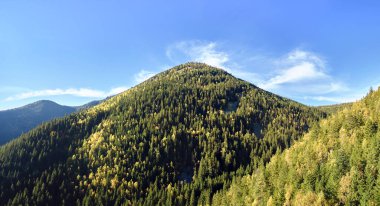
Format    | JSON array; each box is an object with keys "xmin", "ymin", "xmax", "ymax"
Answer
[
  {"xmin": 0, "ymin": 63, "xmax": 325, "ymax": 205},
  {"xmin": 0, "ymin": 100, "xmax": 75, "ymax": 144},
  {"xmin": 0, "ymin": 100, "xmax": 102, "ymax": 145}
]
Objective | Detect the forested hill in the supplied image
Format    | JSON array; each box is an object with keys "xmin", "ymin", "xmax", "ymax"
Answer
[
  {"xmin": 0, "ymin": 100, "xmax": 102, "ymax": 145},
  {"xmin": 0, "ymin": 100, "xmax": 76, "ymax": 145},
  {"xmin": 213, "ymin": 88, "xmax": 380, "ymax": 205},
  {"xmin": 0, "ymin": 63, "xmax": 325, "ymax": 205}
]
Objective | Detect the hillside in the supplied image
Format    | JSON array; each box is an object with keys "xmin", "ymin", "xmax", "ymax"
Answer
[
  {"xmin": 0, "ymin": 100, "xmax": 102, "ymax": 145},
  {"xmin": 212, "ymin": 87, "xmax": 380, "ymax": 205},
  {"xmin": 0, "ymin": 63, "xmax": 325, "ymax": 205},
  {"xmin": 0, "ymin": 100, "xmax": 76, "ymax": 145}
]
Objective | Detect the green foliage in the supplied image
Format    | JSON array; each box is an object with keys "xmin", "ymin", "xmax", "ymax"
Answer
[
  {"xmin": 215, "ymin": 86, "xmax": 380, "ymax": 205},
  {"xmin": 0, "ymin": 63, "xmax": 324, "ymax": 205}
]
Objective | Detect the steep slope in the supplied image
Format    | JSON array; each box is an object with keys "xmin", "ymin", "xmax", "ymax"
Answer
[
  {"xmin": 213, "ymin": 89, "xmax": 380, "ymax": 205},
  {"xmin": 0, "ymin": 100, "xmax": 102, "ymax": 145},
  {"xmin": 0, "ymin": 63, "xmax": 325, "ymax": 205},
  {"xmin": 0, "ymin": 100, "xmax": 76, "ymax": 144}
]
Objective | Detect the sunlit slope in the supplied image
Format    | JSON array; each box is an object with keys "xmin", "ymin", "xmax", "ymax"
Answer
[{"xmin": 213, "ymin": 89, "xmax": 380, "ymax": 205}]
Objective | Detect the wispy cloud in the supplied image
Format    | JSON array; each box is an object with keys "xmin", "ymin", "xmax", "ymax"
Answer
[
  {"xmin": 258, "ymin": 49, "xmax": 344, "ymax": 93},
  {"xmin": 167, "ymin": 41, "xmax": 229, "ymax": 68},
  {"xmin": 4, "ymin": 87, "xmax": 128, "ymax": 101},
  {"xmin": 260, "ymin": 50, "xmax": 326, "ymax": 89},
  {"xmin": 166, "ymin": 40, "xmax": 259, "ymax": 81},
  {"xmin": 261, "ymin": 62, "xmax": 326, "ymax": 89},
  {"xmin": 134, "ymin": 70, "xmax": 156, "ymax": 83},
  {"xmin": 108, "ymin": 87, "xmax": 129, "ymax": 95}
]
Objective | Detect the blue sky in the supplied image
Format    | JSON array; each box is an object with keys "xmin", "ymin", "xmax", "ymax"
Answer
[{"xmin": 1, "ymin": 0, "xmax": 380, "ymax": 110}]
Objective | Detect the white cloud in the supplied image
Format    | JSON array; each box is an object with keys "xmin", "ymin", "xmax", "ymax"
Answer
[
  {"xmin": 260, "ymin": 62, "xmax": 327, "ymax": 89},
  {"xmin": 167, "ymin": 41, "xmax": 229, "ymax": 69},
  {"xmin": 134, "ymin": 70, "xmax": 156, "ymax": 83},
  {"xmin": 259, "ymin": 49, "xmax": 329, "ymax": 89},
  {"xmin": 5, "ymin": 87, "xmax": 129, "ymax": 101},
  {"xmin": 166, "ymin": 41, "xmax": 259, "ymax": 81},
  {"xmin": 253, "ymin": 49, "xmax": 352, "ymax": 101},
  {"xmin": 188, "ymin": 43, "xmax": 229, "ymax": 68},
  {"xmin": 108, "ymin": 86, "xmax": 129, "ymax": 95}
]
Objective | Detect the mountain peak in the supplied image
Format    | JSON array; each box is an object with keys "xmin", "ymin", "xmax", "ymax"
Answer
[
  {"xmin": 169, "ymin": 62, "xmax": 228, "ymax": 74},
  {"xmin": 138, "ymin": 62, "xmax": 232, "ymax": 87},
  {"xmin": 20, "ymin": 100, "xmax": 65, "ymax": 111},
  {"xmin": 28, "ymin": 99, "xmax": 59, "ymax": 106},
  {"xmin": 152, "ymin": 62, "xmax": 227, "ymax": 77}
]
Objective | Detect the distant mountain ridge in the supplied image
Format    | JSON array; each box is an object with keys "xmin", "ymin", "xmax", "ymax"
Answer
[{"xmin": 0, "ymin": 100, "xmax": 101, "ymax": 144}]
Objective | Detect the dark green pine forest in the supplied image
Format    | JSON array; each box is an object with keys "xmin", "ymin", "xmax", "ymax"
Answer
[{"xmin": 0, "ymin": 63, "xmax": 328, "ymax": 205}]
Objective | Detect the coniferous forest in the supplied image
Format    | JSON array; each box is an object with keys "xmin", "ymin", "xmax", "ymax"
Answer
[
  {"xmin": 0, "ymin": 63, "xmax": 330, "ymax": 205},
  {"xmin": 212, "ymin": 83, "xmax": 380, "ymax": 205}
]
